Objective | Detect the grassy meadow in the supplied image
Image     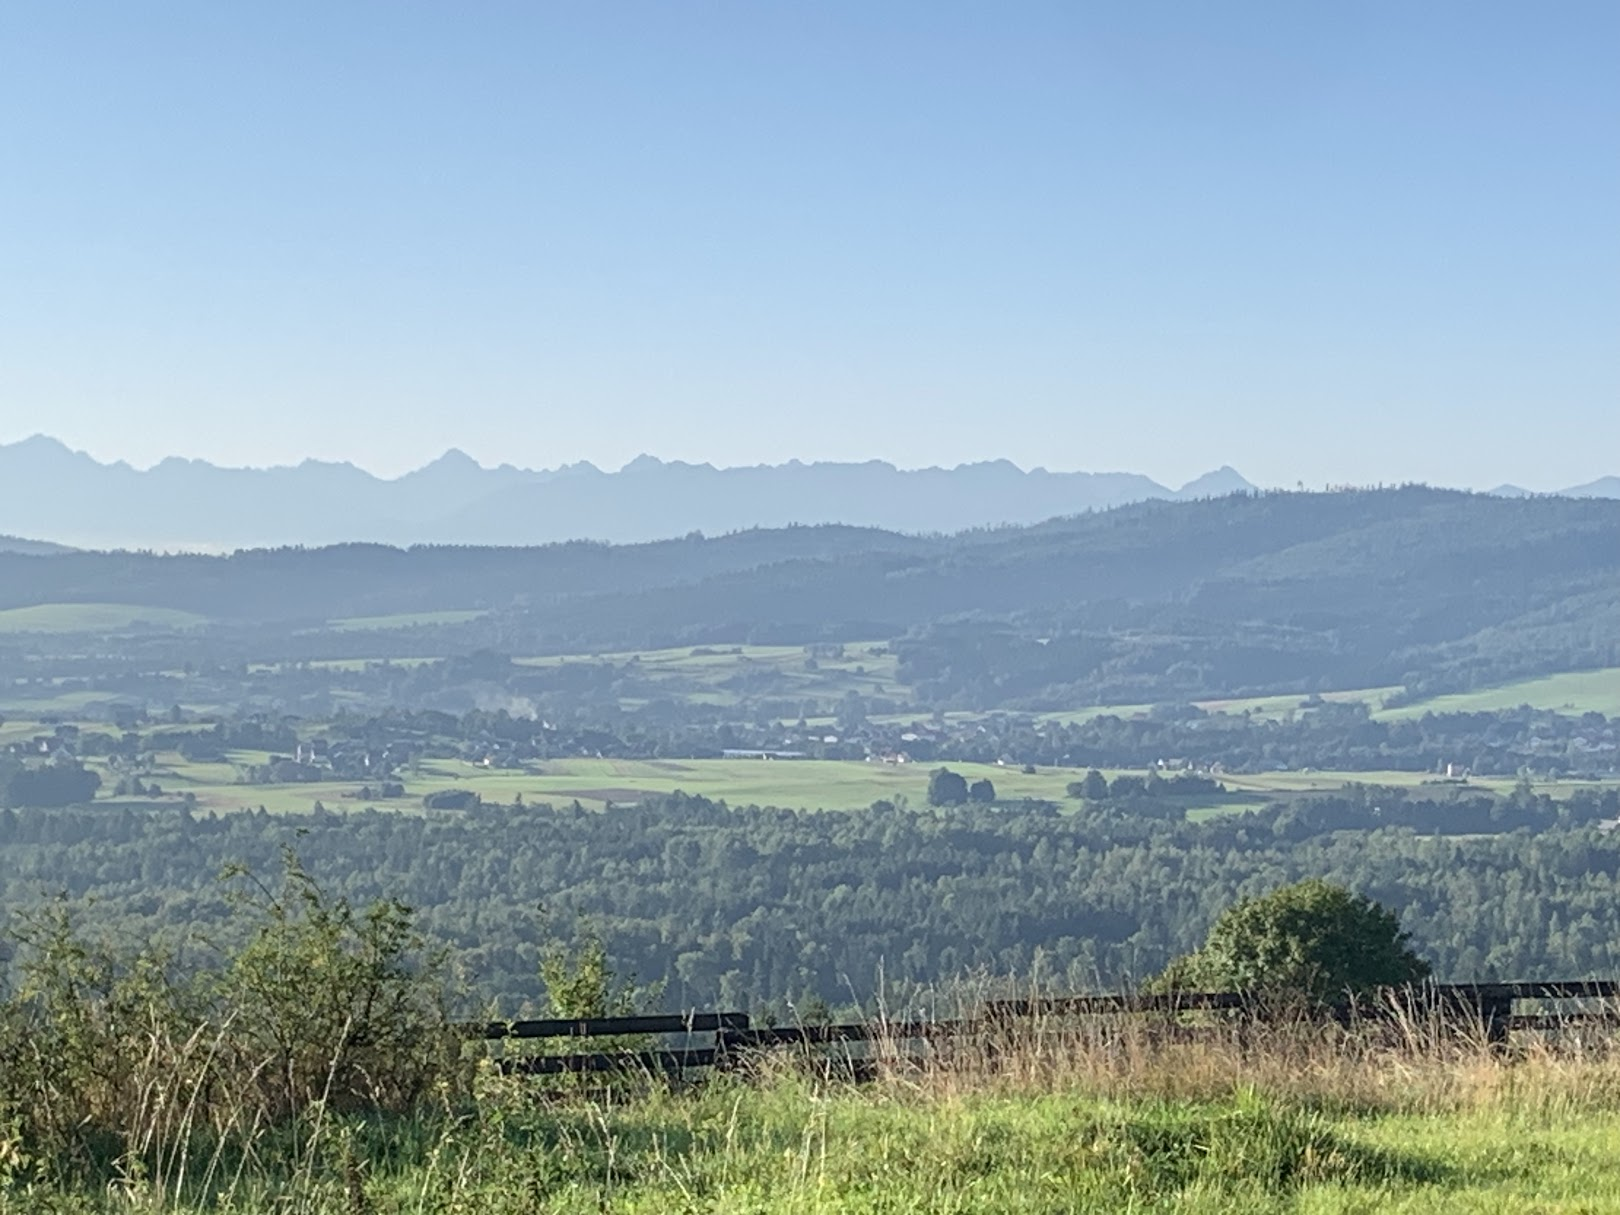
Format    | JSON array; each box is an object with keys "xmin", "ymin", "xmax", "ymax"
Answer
[
  {"xmin": 1, "ymin": 705, "xmax": 1606, "ymax": 814},
  {"xmin": 0, "ymin": 602, "xmax": 209, "ymax": 634},
  {"xmin": 67, "ymin": 748, "xmax": 1615, "ymax": 816},
  {"xmin": 516, "ymin": 640, "xmax": 903, "ymax": 708},
  {"xmin": 12, "ymin": 1001, "xmax": 1620, "ymax": 1213},
  {"xmin": 1378, "ymin": 668, "xmax": 1620, "ymax": 721},
  {"xmin": 105, "ymin": 754, "xmax": 1099, "ymax": 814},
  {"xmin": 1035, "ymin": 669, "xmax": 1620, "ymax": 726}
]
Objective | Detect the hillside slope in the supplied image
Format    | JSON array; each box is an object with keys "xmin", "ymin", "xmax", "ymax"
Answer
[{"xmin": 1, "ymin": 488, "xmax": 1616, "ymax": 705}]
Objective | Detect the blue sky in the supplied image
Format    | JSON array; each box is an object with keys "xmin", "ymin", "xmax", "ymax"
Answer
[{"xmin": 1, "ymin": 1, "xmax": 1615, "ymax": 489}]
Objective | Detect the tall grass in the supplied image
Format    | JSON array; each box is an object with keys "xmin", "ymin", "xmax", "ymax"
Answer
[
  {"xmin": 5, "ymin": 896, "xmax": 1620, "ymax": 1211},
  {"xmin": 0, "ymin": 853, "xmax": 466, "ymax": 1206}
]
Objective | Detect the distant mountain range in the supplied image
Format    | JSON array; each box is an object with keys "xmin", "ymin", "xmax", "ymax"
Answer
[
  {"xmin": 1491, "ymin": 477, "xmax": 1620, "ymax": 500},
  {"xmin": 4, "ymin": 435, "xmax": 1615, "ymax": 552},
  {"xmin": 0, "ymin": 435, "xmax": 1259, "ymax": 550}
]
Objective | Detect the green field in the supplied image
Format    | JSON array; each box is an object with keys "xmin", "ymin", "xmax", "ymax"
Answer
[
  {"xmin": 1038, "ymin": 688, "xmax": 1395, "ymax": 726},
  {"xmin": 101, "ymin": 750, "xmax": 1611, "ymax": 817},
  {"xmin": 1192, "ymin": 669, "xmax": 1620, "ymax": 723},
  {"xmin": 517, "ymin": 640, "xmax": 904, "ymax": 708},
  {"xmin": 0, "ymin": 602, "xmax": 209, "ymax": 634},
  {"xmin": 1378, "ymin": 667, "xmax": 1620, "ymax": 720},
  {"xmin": 127, "ymin": 754, "xmax": 1093, "ymax": 814},
  {"xmin": 1200, "ymin": 686, "xmax": 1402, "ymax": 720},
  {"xmin": 1032, "ymin": 669, "xmax": 1620, "ymax": 728}
]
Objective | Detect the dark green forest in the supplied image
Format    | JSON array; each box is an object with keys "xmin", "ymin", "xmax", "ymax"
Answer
[{"xmin": 4, "ymin": 788, "xmax": 1617, "ymax": 1013}]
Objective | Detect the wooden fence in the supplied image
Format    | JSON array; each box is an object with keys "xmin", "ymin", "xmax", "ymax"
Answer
[{"xmin": 470, "ymin": 980, "xmax": 1620, "ymax": 1078}]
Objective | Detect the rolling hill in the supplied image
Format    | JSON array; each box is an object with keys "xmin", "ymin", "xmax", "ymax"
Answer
[
  {"xmin": 0, "ymin": 534, "xmax": 72, "ymax": 555},
  {"xmin": 0, "ymin": 487, "xmax": 1616, "ymax": 707}
]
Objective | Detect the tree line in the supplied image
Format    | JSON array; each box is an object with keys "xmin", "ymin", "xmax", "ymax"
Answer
[{"xmin": 3, "ymin": 787, "xmax": 1617, "ymax": 1013}]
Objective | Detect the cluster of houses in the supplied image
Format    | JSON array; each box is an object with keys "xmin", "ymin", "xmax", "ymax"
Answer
[{"xmin": 2, "ymin": 723, "xmax": 80, "ymax": 759}]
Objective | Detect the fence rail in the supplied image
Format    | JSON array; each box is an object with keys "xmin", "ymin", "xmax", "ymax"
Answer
[
  {"xmin": 481, "ymin": 1012, "xmax": 750, "ymax": 1041},
  {"xmin": 471, "ymin": 980, "xmax": 1620, "ymax": 1078}
]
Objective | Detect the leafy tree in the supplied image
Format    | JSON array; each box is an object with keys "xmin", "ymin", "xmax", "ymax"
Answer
[
  {"xmin": 1109, "ymin": 774, "xmax": 1146, "ymax": 799},
  {"xmin": 1164, "ymin": 879, "xmax": 1430, "ymax": 1000},
  {"xmin": 968, "ymin": 778, "xmax": 996, "ymax": 804},
  {"xmin": 836, "ymin": 692, "xmax": 868, "ymax": 733},
  {"xmin": 0, "ymin": 763, "xmax": 101, "ymax": 809},
  {"xmin": 423, "ymin": 789, "xmax": 480, "ymax": 810},
  {"xmin": 1080, "ymin": 769, "xmax": 1109, "ymax": 800},
  {"xmin": 927, "ymin": 767, "xmax": 968, "ymax": 807},
  {"xmin": 540, "ymin": 922, "xmax": 642, "ymax": 1019}
]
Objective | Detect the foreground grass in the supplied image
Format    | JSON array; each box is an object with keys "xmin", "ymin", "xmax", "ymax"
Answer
[
  {"xmin": 10, "ymin": 1066, "xmax": 1620, "ymax": 1213},
  {"xmin": 369, "ymin": 1086, "xmax": 1620, "ymax": 1215},
  {"xmin": 1349, "ymin": 1109, "xmax": 1620, "ymax": 1214}
]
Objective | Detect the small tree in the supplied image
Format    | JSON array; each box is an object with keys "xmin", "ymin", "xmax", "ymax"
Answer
[
  {"xmin": 221, "ymin": 849, "xmax": 458, "ymax": 1116},
  {"xmin": 968, "ymin": 777, "xmax": 996, "ymax": 804},
  {"xmin": 534, "ymin": 917, "xmax": 664, "ymax": 1069},
  {"xmin": 927, "ymin": 767, "xmax": 968, "ymax": 807},
  {"xmin": 539, "ymin": 923, "xmax": 642, "ymax": 1019},
  {"xmin": 1080, "ymin": 768, "xmax": 1109, "ymax": 800},
  {"xmin": 1161, "ymin": 879, "xmax": 1430, "ymax": 1001}
]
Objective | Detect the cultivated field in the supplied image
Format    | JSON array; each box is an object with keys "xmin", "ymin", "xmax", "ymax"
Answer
[
  {"xmin": 109, "ymin": 754, "xmax": 1100, "ymax": 814},
  {"xmin": 1378, "ymin": 667, "xmax": 1620, "ymax": 720},
  {"xmin": 0, "ymin": 601, "xmax": 209, "ymax": 634},
  {"xmin": 516, "ymin": 640, "xmax": 903, "ymax": 707},
  {"xmin": 57, "ymin": 743, "xmax": 1605, "ymax": 817}
]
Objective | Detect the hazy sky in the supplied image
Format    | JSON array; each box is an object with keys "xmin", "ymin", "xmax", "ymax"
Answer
[{"xmin": 2, "ymin": 2, "xmax": 1616, "ymax": 489}]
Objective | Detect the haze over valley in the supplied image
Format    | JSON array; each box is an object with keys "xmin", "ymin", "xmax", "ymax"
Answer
[{"xmin": 4, "ymin": 4, "xmax": 1619, "ymax": 1207}]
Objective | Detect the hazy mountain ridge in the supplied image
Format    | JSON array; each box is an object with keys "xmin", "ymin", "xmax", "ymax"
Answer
[
  {"xmin": 0, "ymin": 534, "xmax": 73, "ymax": 555},
  {"xmin": 0, "ymin": 435, "xmax": 1257, "ymax": 550},
  {"xmin": 2, "ymin": 487, "xmax": 1617, "ymax": 706}
]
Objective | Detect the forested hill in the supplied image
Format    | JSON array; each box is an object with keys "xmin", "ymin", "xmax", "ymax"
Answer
[
  {"xmin": 0, "ymin": 534, "xmax": 72, "ymax": 555},
  {"xmin": 3, "ymin": 487, "xmax": 1617, "ymax": 704},
  {"xmin": 0, "ymin": 524, "xmax": 930, "ymax": 621}
]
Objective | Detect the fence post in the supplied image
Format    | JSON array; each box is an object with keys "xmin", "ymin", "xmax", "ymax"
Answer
[{"xmin": 1479, "ymin": 994, "xmax": 1513, "ymax": 1047}]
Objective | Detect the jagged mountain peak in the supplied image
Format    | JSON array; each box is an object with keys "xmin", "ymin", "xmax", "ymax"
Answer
[
  {"xmin": 0, "ymin": 434, "xmax": 1270, "ymax": 549},
  {"xmin": 1177, "ymin": 466, "xmax": 1257, "ymax": 499},
  {"xmin": 419, "ymin": 447, "xmax": 483, "ymax": 471}
]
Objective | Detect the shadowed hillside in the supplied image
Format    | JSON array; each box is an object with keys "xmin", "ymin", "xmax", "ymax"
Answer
[{"xmin": 1, "ymin": 487, "xmax": 1617, "ymax": 704}]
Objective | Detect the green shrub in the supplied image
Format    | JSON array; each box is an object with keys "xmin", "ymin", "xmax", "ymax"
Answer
[
  {"xmin": 0, "ymin": 852, "xmax": 464, "ymax": 1192},
  {"xmin": 1160, "ymin": 878, "xmax": 1431, "ymax": 1000}
]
